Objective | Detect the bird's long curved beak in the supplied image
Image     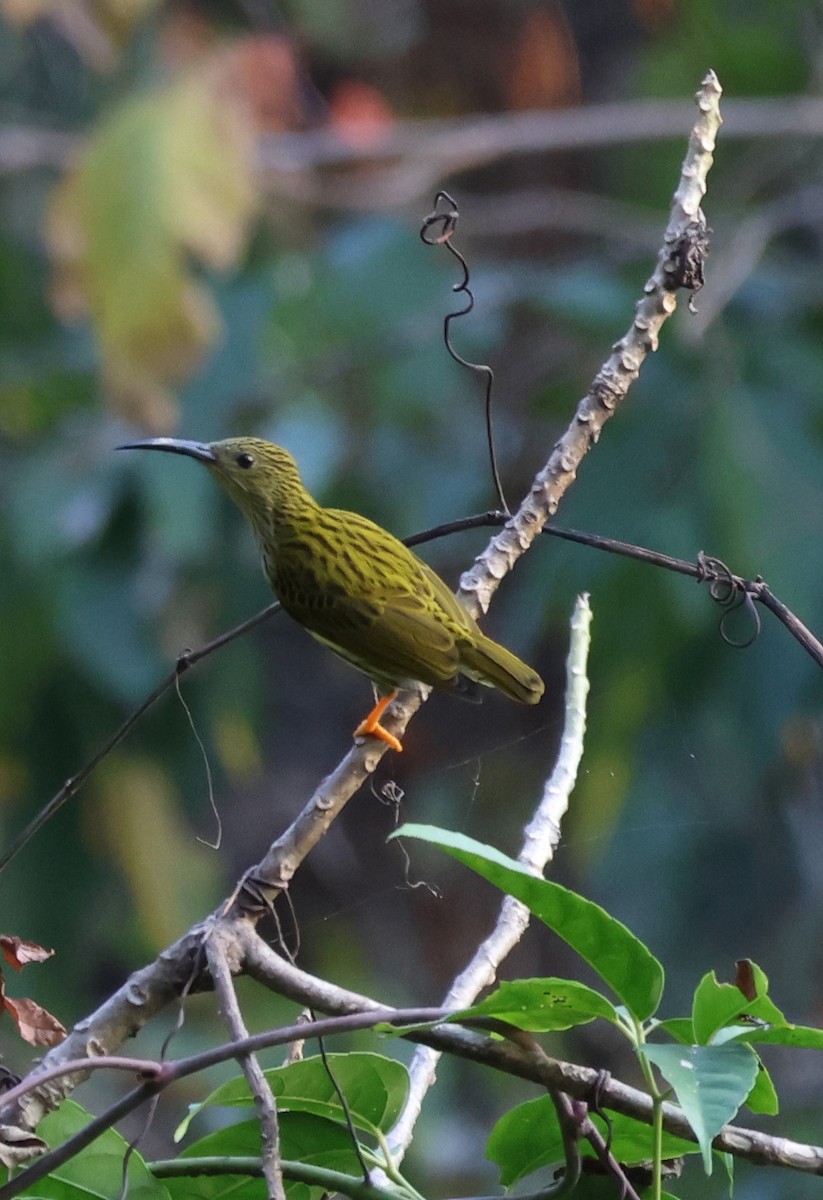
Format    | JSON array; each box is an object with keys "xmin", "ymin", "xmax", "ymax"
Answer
[{"xmin": 117, "ymin": 438, "xmax": 216, "ymax": 463}]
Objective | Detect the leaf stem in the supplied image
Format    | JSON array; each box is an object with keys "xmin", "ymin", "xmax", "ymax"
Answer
[{"xmin": 633, "ymin": 1020, "xmax": 665, "ymax": 1200}]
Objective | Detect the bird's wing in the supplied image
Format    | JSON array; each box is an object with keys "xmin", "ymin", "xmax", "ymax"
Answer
[
  {"xmin": 274, "ymin": 514, "xmax": 466, "ymax": 687},
  {"xmin": 300, "ymin": 584, "xmax": 463, "ymax": 688}
]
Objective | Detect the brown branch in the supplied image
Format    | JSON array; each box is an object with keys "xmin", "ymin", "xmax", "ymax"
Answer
[{"xmin": 238, "ymin": 939, "xmax": 823, "ymax": 1176}]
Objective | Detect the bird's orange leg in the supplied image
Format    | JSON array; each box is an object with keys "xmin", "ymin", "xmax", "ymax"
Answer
[{"xmin": 353, "ymin": 690, "xmax": 403, "ymax": 752}]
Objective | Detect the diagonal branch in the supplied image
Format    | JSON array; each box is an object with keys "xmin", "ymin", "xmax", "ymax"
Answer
[
  {"xmin": 226, "ymin": 70, "xmax": 722, "ymax": 913},
  {"xmin": 385, "ymin": 594, "xmax": 592, "ymax": 1163},
  {"xmin": 458, "ymin": 70, "xmax": 721, "ymax": 618},
  {"xmin": 0, "ymin": 71, "xmax": 721, "ymax": 1148}
]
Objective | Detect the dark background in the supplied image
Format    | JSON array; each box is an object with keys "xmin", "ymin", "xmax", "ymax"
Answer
[{"xmin": 1, "ymin": 1, "xmax": 822, "ymax": 1195}]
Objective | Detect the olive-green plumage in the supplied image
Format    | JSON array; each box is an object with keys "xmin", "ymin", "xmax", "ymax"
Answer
[{"xmin": 120, "ymin": 437, "xmax": 544, "ymax": 744}]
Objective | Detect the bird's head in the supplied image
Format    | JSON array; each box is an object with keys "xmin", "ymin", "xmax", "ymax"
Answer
[{"xmin": 118, "ymin": 437, "xmax": 306, "ymax": 532}]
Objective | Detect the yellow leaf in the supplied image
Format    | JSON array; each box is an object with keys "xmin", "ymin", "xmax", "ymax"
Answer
[
  {"xmin": 88, "ymin": 758, "xmax": 223, "ymax": 944},
  {"xmin": 47, "ymin": 58, "xmax": 258, "ymax": 428},
  {"xmin": 213, "ymin": 711, "xmax": 262, "ymax": 783}
]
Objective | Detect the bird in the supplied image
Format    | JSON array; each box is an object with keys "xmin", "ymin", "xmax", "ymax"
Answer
[{"xmin": 119, "ymin": 437, "xmax": 544, "ymax": 752}]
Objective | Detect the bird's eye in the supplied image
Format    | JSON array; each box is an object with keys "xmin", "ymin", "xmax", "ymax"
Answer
[{"xmin": 236, "ymin": 452, "xmax": 255, "ymax": 470}]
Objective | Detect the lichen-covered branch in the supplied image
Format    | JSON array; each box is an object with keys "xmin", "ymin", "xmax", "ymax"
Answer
[
  {"xmin": 206, "ymin": 927, "xmax": 285, "ymax": 1200},
  {"xmin": 0, "ymin": 73, "xmax": 722, "ymax": 1168},
  {"xmin": 233, "ymin": 74, "xmax": 721, "ymax": 909},
  {"xmin": 385, "ymin": 594, "xmax": 592, "ymax": 1162},
  {"xmin": 458, "ymin": 70, "xmax": 721, "ymax": 618}
]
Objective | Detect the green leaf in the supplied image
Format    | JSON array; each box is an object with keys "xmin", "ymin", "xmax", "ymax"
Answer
[
  {"xmin": 394, "ymin": 825, "xmax": 664, "ymax": 1020},
  {"xmin": 655, "ymin": 1017, "xmax": 694, "ymax": 1044},
  {"xmin": 718, "ymin": 1149, "xmax": 735, "ymax": 1196},
  {"xmin": 640, "ymin": 1043, "xmax": 758, "ymax": 1173},
  {"xmin": 174, "ymin": 1113, "xmax": 360, "ymax": 1200},
  {"xmin": 692, "ymin": 971, "xmax": 753, "ymax": 1044},
  {"xmin": 738, "ymin": 1023, "xmax": 823, "ymax": 1049},
  {"xmin": 461, "ymin": 977, "xmax": 618, "ymax": 1031},
  {"xmin": 176, "ymin": 1053, "xmax": 407, "ymax": 1142},
  {"xmin": 487, "ymin": 1095, "xmax": 697, "ymax": 1187},
  {"xmin": 16, "ymin": 1098, "xmax": 169, "ymax": 1198},
  {"xmin": 745, "ymin": 1061, "xmax": 779, "ymax": 1116},
  {"xmin": 47, "ymin": 62, "xmax": 257, "ymax": 423},
  {"xmin": 691, "ymin": 963, "xmax": 790, "ymax": 1045}
]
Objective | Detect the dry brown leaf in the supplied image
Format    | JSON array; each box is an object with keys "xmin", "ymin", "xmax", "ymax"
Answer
[
  {"xmin": 0, "ymin": 935, "xmax": 55, "ymax": 972},
  {"xmin": 735, "ymin": 959, "xmax": 757, "ymax": 1002},
  {"xmin": 2, "ymin": 993, "xmax": 67, "ymax": 1048},
  {"xmin": 507, "ymin": 7, "xmax": 581, "ymax": 111}
]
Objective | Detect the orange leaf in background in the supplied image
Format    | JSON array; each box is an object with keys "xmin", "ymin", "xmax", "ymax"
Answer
[
  {"xmin": 0, "ymin": 935, "xmax": 54, "ymax": 972},
  {"xmin": 1, "ymin": 993, "xmax": 67, "ymax": 1048},
  {"xmin": 329, "ymin": 80, "xmax": 395, "ymax": 147},
  {"xmin": 506, "ymin": 6, "xmax": 581, "ymax": 111}
]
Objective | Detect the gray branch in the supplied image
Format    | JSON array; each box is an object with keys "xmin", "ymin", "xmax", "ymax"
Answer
[{"xmin": 385, "ymin": 594, "xmax": 593, "ymax": 1163}]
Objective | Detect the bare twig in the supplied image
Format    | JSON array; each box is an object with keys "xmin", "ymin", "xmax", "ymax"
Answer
[
  {"xmin": 256, "ymin": 96, "xmax": 823, "ymax": 173},
  {"xmin": 225, "ymin": 72, "xmax": 722, "ymax": 916},
  {"xmin": 4, "ymin": 94, "xmax": 823, "ymax": 184},
  {"xmin": 0, "ymin": 71, "xmax": 725, "ymax": 1176},
  {"xmin": 413, "ymin": 516, "xmax": 823, "ymax": 669},
  {"xmin": 205, "ymin": 925, "xmax": 285, "ymax": 1200},
  {"xmin": 4, "ymin": 927, "xmax": 823, "ymax": 1188},
  {"xmin": 0, "ymin": 602, "xmax": 281, "ymax": 874},
  {"xmin": 386, "ymin": 595, "xmax": 593, "ymax": 1161},
  {"xmin": 457, "ymin": 71, "xmax": 721, "ymax": 619}
]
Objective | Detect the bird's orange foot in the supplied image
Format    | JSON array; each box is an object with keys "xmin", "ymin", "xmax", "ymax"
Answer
[{"xmin": 353, "ymin": 691, "xmax": 403, "ymax": 753}]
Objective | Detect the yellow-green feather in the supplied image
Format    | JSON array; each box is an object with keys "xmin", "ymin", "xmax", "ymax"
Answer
[{"xmin": 202, "ymin": 438, "xmax": 544, "ymax": 703}]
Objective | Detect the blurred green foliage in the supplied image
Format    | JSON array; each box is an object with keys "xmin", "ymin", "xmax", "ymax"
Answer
[{"xmin": 0, "ymin": 1, "xmax": 822, "ymax": 1195}]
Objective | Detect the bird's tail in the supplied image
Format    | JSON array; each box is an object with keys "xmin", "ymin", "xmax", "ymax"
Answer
[{"xmin": 461, "ymin": 635, "xmax": 544, "ymax": 704}]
